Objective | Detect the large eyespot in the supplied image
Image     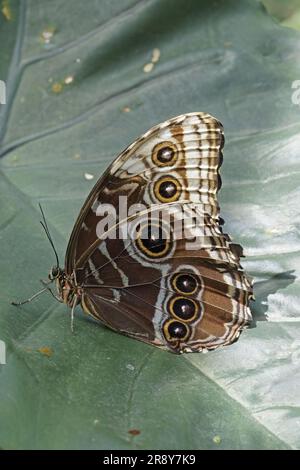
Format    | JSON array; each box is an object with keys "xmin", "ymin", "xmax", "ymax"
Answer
[
  {"xmin": 172, "ymin": 273, "xmax": 198, "ymax": 295},
  {"xmin": 154, "ymin": 176, "xmax": 181, "ymax": 203},
  {"xmin": 151, "ymin": 141, "xmax": 178, "ymax": 167},
  {"xmin": 163, "ymin": 319, "xmax": 190, "ymax": 342},
  {"xmin": 168, "ymin": 296, "xmax": 199, "ymax": 322},
  {"xmin": 136, "ymin": 222, "xmax": 172, "ymax": 258}
]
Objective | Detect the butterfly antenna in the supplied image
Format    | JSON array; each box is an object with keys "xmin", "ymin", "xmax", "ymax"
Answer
[{"xmin": 39, "ymin": 203, "xmax": 60, "ymax": 269}]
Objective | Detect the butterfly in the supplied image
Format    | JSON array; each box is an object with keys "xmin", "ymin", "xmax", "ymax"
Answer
[{"xmin": 13, "ymin": 112, "xmax": 253, "ymax": 354}]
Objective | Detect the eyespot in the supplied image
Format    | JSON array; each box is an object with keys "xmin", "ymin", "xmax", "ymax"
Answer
[
  {"xmin": 135, "ymin": 222, "xmax": 172, "ymax": 258},
  {"xmin": 154, "ymin": 176, "xmax": 181, "ymax": 203},
  {"xmin": 168, "ymin": 296, "xmax": 199, "ymax": 322},
  {"xmin": 172, "ymin": 273, "xmax": 198, "ymax": 295},
  {"xmin": 163, "ymin": 319, "xmax": 190, "ymax": 342},
  {"xmin": 151, "ymin": 141, "xmax": 178, "ymax": 167}
]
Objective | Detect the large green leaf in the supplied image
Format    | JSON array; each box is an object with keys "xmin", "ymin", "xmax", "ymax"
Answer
[{"xmin": 0, "ymin": 0, "xmax": 299, "ymax": 450}]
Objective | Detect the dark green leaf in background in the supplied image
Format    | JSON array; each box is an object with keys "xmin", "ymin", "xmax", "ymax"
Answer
[{"xmin": 0, "ymin": 0, "xmax": 299, "ymax": 449}]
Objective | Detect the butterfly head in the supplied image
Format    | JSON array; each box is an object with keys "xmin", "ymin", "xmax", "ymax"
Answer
[{"xmin": 48, "ymin": 265, "xmax": 63, "ymax": 281}]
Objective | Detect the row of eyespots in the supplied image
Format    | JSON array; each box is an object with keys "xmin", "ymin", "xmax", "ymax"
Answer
[
  {"xmin": 151, "ymin": 141, "xmax": 223, "ymax": 203},
  {"xmin": 152, "ymin": 141, "xmax": 182, "ymax": 203},
  {"xmin": 163, "ymin": 273, "xmax": 201, "ymax": 343}
]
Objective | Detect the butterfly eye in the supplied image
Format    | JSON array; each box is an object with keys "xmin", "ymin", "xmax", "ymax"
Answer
[
  {"xmin": 49, "ymin": 266, "xmax": 59, "ymax": 280},
  {"xmin": 168, "ymin": 296, "xmax": 199, "ymax": 322},
  {"xmin": 172, "ymin": 273, "xmax": 198, "ymax": 295},
  {"xmin": 152, "ymin": 141, "xmax": 178, "ymax": 167},
  {"xmin": 136, "ymin": 222, "xmax": 172, "ymax": 258},
  {"xmin": 154, "ymin": 176, "xmax": 181, "ymax": 203},
  {"xmin": 163, "ymin": 319, "xmax": 190, "ymax": 342}
]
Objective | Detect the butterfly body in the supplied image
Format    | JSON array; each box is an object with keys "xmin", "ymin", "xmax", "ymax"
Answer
[
  {"xmin": 46, "ymin": 112, "xmax": 253, "ymax": 354},
  {"xmin": 51, "ymin": 270, "xmax": 79, "ymax": 307}
]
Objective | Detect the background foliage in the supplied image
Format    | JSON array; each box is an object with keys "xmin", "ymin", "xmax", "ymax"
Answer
[
  {"xmin": 0, "ymin": 0, "xmax": 300, "ymax": 449},
  {"xmin": 263, "ymin": 0, "xmax": 300, "ymax": 30}
]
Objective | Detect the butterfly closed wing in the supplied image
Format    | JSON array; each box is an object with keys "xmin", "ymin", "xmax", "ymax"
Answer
[{"xmin": 14, "ymin": 112, "xmax": 253, "ymax": 353}]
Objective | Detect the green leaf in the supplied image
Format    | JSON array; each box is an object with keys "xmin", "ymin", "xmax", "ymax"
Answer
[
  {"xmin": 283, "ymin": 10, "xmax": 300, "ymax": 31},
  {"xmin": 262, "ymin": 0, "xmax": 300, "ymax": 28},
  {"xmin": 0, "ymin": 0, "xmax": 299, "ymax": 450},
  {"xmin": 262, "ymin": 0, "xmax": 300, "ymax": 30}
]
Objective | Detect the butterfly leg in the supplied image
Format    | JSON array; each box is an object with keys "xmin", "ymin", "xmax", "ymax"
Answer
[
  {"xmin": 70, "ymin": 295, "xmax": 78, "ymax": 333},
  {"xmin": 11, "ymin": 279, "xmax": 61, "ymax": 306},
  {"xmin": 11, "ymin": 286, "xmax": 50, "ymax": 306},
  {"xmin": 39, "ymin": 279, "xmax": 63, "ymax": 302}
]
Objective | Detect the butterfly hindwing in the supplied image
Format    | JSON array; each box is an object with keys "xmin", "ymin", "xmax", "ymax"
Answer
[{"xmin": 77, "ymin": 203, "xmax": 252, "ymax": 353}]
